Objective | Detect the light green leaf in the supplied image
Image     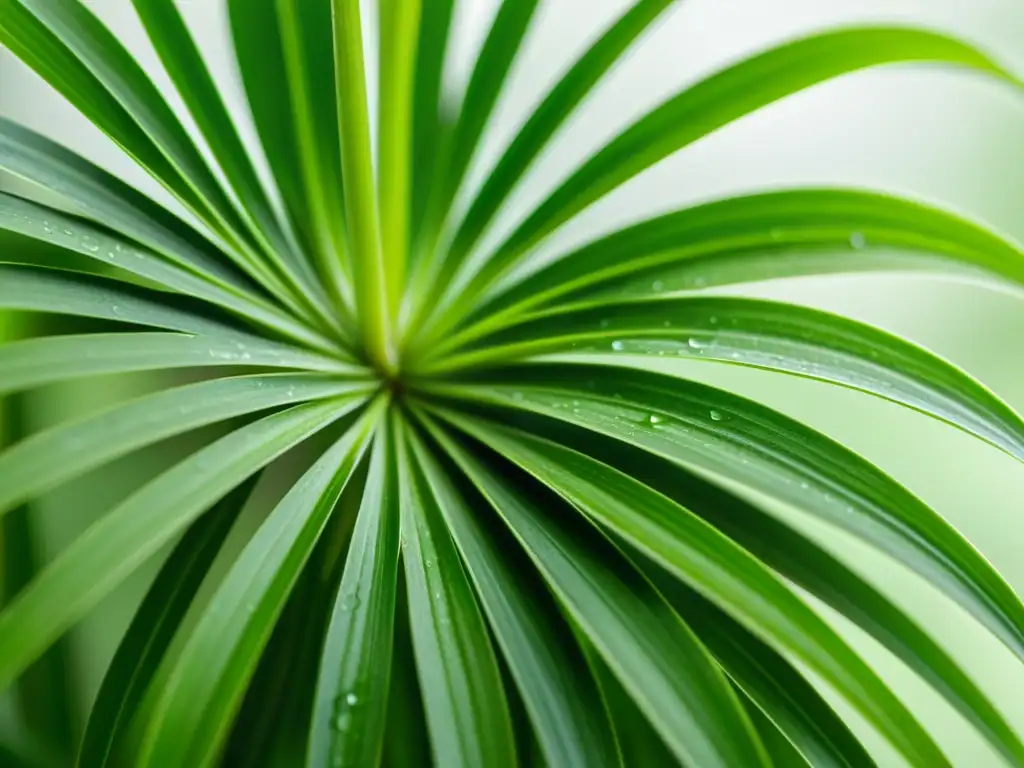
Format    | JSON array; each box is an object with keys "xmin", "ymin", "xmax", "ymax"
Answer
[
  {"xmin": 425, "ymin": 27, "xmax": 1020, "ymax": 339},
  {"xmin": 307, "ymin": 414, "xmax": 400, "ymax": 768},
  {"xmin": 378, "ymin": 0, "xmax": 422, "ymax": 317},
  {"xmin": 431, "ymin": 364, "xmax": 1024, "ymax": 668},
  {"xmin": 0, "ymin": 373, "xmax": 370, "ymax": 517},
  {"xmin": 0, "ymin": 396, "xmax": 364, "ymax": 689},
  {"xmin": 333, "ymin": 0, "xmax": 391, "ymax": 367},
  {"xmin": 428, "ymin": 295, "xmax": 1024, "ymax": 463},
  {"xmin": 482, "ymin": 26, "xmax": 1016, "ymax": 278},
  {"xmin": 442, "ymin": 0, "xmax": 675, "ymax": 277},
  {"xmin": 135, "ymin": 401, "xmax": 381, "ymax": 767},
  {"xmin": 436, "ymin": 408, "xmax": 949, "ymax": 766},
  {"xmin": 75, "ymin": 477, "xmax": 260, "ymax": 768},
  {"xmin": 0, "ymin": 332, "xmax": 357, "ymax": 396},
  {"xmin": 275, "ymin": 0, "xmax": 353, "ymax": 308},
  {"xmin": 395, "ymin": 417, "xmax": 516, "ymax": 767},
  {"xmin": 409, "ymin": 418, "xmax": 621, "ymax": 768},
  {"xmin": 1, "ymin": 362, "xmax": 78, "ymax": 763},
  {"xmin": 462, "ymin": 188, "xmax": 1024, "ymax": 335},
  {"xmin": 423, "ymin": 411, "xmax": 770, "ymax": 768},
  {"xmin": 433, "ymin": 0, "xmax": 541, "ymax": 231},
  {"xmin": 408, "ymin": 0, "xmax": 541, "ymax": 323}
]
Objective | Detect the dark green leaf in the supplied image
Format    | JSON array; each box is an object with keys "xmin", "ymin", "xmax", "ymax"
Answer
[
  {"xmin": 130, "ymin": 0, "xmax": 302, "ymax": 276},
  {"xmin": 1, "ymin": 323, "xmax": 79, "ymax": 763},
  {"xmin": 0, "ymin": 196, "xmax": 339, "ymax": 356},
  {"xmin": 228, "ymin": 0, "xmax": 350, "ymax": 305},
  {"xmin": 76, "ymin": 477, "xmax": 260, "ymax": 768},
  {"xmin": 409, "ymin": 418, "xmax": 621, "ymax": 768},
  {"xmin": 430, "ymin": 364, "xmax": 1024, "ymax": 670},
  {"xmin": 0, "ymin": 0, "xmax": 247, "ymax": 252},
  {"xmin": 435, "ymin": 408, "xmax": 948, "ymax": 766},
  {"xmin": 644, "ymin": 563, "xmax": 876, "ymax": 768},
  {"xmin": 409, "ymin": 0, "xmax": 455, "ymax": 257},
  {"xmin": 430, "ymin": 295, "xmax": 1024, "ymax": 463},
  {"xmin": 422, "ymin": 412, "xmax": 770, "ymax": 768},
  {"xmin": 395, "ymin": 417, "xmax": 516, "ymax": 767},
  {"xmin": 307, "ymin": 414, "xmax": 400, "ymax": 768},
  {"xmin": 134, "ymin": 401, "xmax": 381, "ymax": 767},
  {"xmin": 0, "ymin": 121, "xmax": 246, "ymax": 291}
]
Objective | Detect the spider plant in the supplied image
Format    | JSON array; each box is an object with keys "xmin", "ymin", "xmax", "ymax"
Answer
[{"xmin": 1, "ymin": 0, "xmax": 1024, "ymax": 765}]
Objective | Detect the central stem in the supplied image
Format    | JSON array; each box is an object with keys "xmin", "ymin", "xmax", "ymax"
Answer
[{"xmin": 333, "ymin": 0, "xmax": 394, "ymax": 372}]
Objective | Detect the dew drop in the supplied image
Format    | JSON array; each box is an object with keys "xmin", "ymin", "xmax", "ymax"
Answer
[
  {"xmin": 599, "ymin": 319, "xmax": 610, "ymax": 329},
  {"xmin": 611, "ymin": 340, "xmax": 625, "ymax": 352},
  {"xmin": 511, "ymin": 391, "xmax": 524, "ymax": 401},
  {"xmin": 81, "ymin": 235, "xmax": 100, "ymax": 252},
  {"xmin": 687, "ymin": 337, "xmax": 707, "ymax": 350},
  {"xmin": 651, "ymin": 279, "xmax": 665, "ymax": 292},
  {"xmin": 339, "ymin": 592, "xmax": 361, "ymax": 612},
  {"xmin": 346, "ymin": 693, "xmax": 358, "ymax": 706},
  {"xmin": 663, "ymin": 320, "xmax": 672, "ymax": 328},
  {"xmin": 709, "ymin": 409, "xmax": 724, "ymax": 422},
  {"xmin": 849, "ymin": 232, "xmax": 866, "ymax": 250},
  {"xmin": 331, "ymin": 694, "xmax": 356, "ymax": 733},
  {"xmin": 647, "ymin": 414, "xmax": 666, "ymax": 428},
  {"xmin": 62, "ymin": 228, "xmax": 74, "ymax": 236}
]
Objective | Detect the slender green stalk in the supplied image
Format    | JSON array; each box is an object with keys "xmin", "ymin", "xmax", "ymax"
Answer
[
  {"xmin": 379, "ymin": 0, "xmax": 421, "ymax": 330},
  {"xmin": 333, "ymin": 0, "xmax": 392, "ymax": 370}
]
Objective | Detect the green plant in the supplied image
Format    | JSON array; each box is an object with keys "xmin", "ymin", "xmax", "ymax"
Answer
[{"xmin": 1, "ymin": 0, "xmax": 1024, "ymax": 765}]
